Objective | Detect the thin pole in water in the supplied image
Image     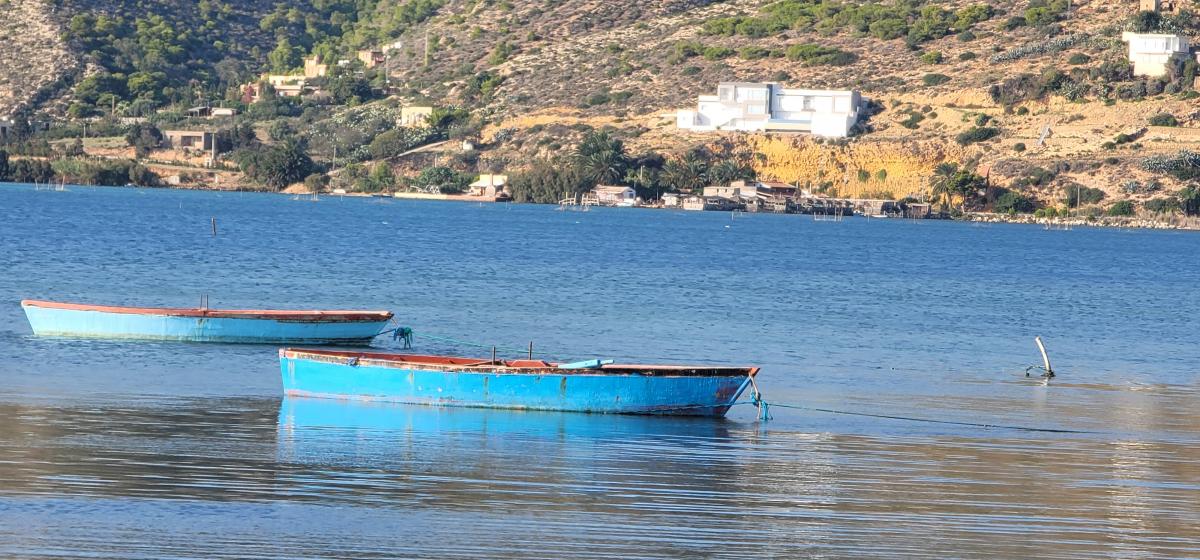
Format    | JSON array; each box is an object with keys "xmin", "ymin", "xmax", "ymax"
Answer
[
  {"xmin": 528, "ymin": 341, "xmax": 533, "ymax": 360},
  {"xmin": 1035, "ymin": 336, "xmax": 1054, "ymax": 377},
  {"xmin": 492, "ymin": 346, "xmax": 497, "ymax": 365},
  {"xmin": 211, "ymin": 217, "xmax": 217, "ymax": 236}
]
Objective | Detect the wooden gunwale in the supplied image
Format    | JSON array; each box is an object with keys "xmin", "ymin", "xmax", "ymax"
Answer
[
  {"xmin": 283, "ymin": 348, "xmax": 759, "ymax": 377},
  {"xmin": 21, "ymin": 300, "xmax": 393, "ymax": 322}
]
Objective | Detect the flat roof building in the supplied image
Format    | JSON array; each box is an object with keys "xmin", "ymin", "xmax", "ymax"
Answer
[{"xmin": 677, "ymin": 82, "xmax": 862, "ymax": 138}]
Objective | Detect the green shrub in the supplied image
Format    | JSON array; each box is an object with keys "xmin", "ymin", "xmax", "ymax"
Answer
[
  {"xmin": 667, "ymin": 41, "xmax": 702, "ymax": 64},
  {"xmin": 1064, "ymin": 185, "xmax": 1106, "ymax": 206},
  {"xmin": 922, "ymin": 73, "xmax": 951, "ymax": 86},
  {"xmin": 957, "ymin": 30, "xmax": 976, "ymax": 42},
  {"xmin": 1003, "ymin": 16, "xmax": 1027, "ymax": 30},
  {"xmin": 785, "ymin": 44, "xmax": 858, "ymax": 66},
  {"xmin": 876, "ymin": 169, "xmax": 888, "ymax": 181},
  {"xmin": 487, "ymin": 40, "xmax": 515, "ymax": 65},
  {"xmin": 1016, "ymin": 106, "xmax": 1030, "ymax": 116},
  {"xmin": 994, "ymin": 190, "xmax": 1035, "ymax": 213},
  {"xmin": 857, "ymin": 169, "xmax": 871, "ymax": 182},
  {"xmin": 587, "ymin": 92, "xmax": 611, "ymax": 106},
  {"xmin": 681, "ymin": 66, "xmax": 701, "ymax": 76},
  {"xmin": 739, "ymin": 46, "xmax": 771, "ymax": 60},
  {"xmin": 920, "ymin": 51, "xmax": 944, "ymax": 64},
  {"xmin": 900, "ymin": 111, "xmax": 925, "ymax": 129},
  {"xmin": 702, "ymin": 46, "xmax": 735, "ymax": 60},
  {"xmin": 1012, "ymin": 167, "xmax": 1057, "ymax": 188},
  {"xmin": 1068, "ymin": 53, "xmax": 1091, "ymax": 65},
  {"xmin": 958, "ymin": 52, "xmax": 977, "ymax": 61},
  {"xmin": 1013, "ymin": 142, "xmax": 1027, "ymax": 152},
  {"xmin": 1144, "ymin": 197, "xmax": 1178, "ymax": 213},
  {"xmin": 1106, "ymin": 200, "xmax": 1135, "ymax": 216},
  {"xmin": 1149, "ymin": 113, "xmax": 1179, "ymax": 127},
  {"xmin": 956, "ymin": 126, "xmax": 1000, "ymax": 145}
]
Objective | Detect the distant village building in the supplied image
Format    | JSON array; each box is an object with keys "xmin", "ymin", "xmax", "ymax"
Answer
[
  {"xmin": 661, "ymin": 193, "xmax": 683, "ymax": 207},
  {"xmin": 163, "ymin": 130, "xmax": 216, "ymax": 151},
  {"xmin": 469, "ymin": 174, "xmax": 508, "ymax": 197},
  {"xmin": 677, "ymin": 82, "xmax": 862, "ymax": 138},
  {"xmin": 592, "ymin": 185, "xmax": 637, "ymax": 207},
  {"xmin": 303, "ymin": 55, "xmax": 328, "ymax": 78},
  {"xmin": 357, "ymin": 49, "xmax": 385, "ymax": 69},
  {"xmin": 399, "ymin": 106, "xmax": 434, "ymax": 127},
  {"xmin": 265, "ymin": 74, "xmax": 307, "ymax": 97},
  {"xmin": 702, "ymin": 180, "xmax": 764, "ymax": 200},
  {"xmin": 1140, "ymin": 0, "xmax": 1179, "ymax": 13},
  {"xmin": 241, "ymin": 74, "xmax": 312, "ymax": 103},
  {"xmin": 682, "ymin": 195, "xmax": 740, "ymax": 211},
  {"xmin": 1122, "ymin": 31, "xmax": 1191, "ymax": 77},
  {"xmin": 211, "ymin": 107, "xmax": 236, "ymax": 117}
]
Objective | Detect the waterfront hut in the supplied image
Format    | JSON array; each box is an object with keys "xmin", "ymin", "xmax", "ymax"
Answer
[{"xmin": 592, "ymin": 185, "xmax": 637, "ymax": 207}]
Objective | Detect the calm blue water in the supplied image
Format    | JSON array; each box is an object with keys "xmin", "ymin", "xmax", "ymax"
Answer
[{"xmin": 1, "ymin": 184, "xmax": 1198, "ymax": 558}]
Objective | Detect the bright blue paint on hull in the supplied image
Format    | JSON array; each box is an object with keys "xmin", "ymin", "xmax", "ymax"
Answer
[
  {"xmin": 23, "ymin": 304, "xmax": 389, "ymax": 344},
  {"xmin": 280, "ymin": 354, "xmax": 754, "ymax": 417}
]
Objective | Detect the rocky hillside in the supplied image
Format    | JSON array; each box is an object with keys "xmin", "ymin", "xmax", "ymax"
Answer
[
  {"xmin": 5, "ymin": 0, "xmax": 1200, "ymax": 211},
  {"xmin": 378, "ymin": 0, "xmax": 1200, "ymax": 206},
  {"xmin": 0, "ymin": 0, "xmax": 80, "ymax": 115}
]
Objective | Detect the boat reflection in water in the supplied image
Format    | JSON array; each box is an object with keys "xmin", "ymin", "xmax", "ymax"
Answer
[
  {"xmin": 277, "ymin": 395, "xmax": 742, "ymax": 450},
  {"xmin": 275, "ymin": 397, "xmax": 751, "ymax": 502}
]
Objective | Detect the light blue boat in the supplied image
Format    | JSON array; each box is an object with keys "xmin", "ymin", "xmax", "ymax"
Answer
[
  {"xmin": 279, "ymin": 348, "xmax": 759, "ymax": 417},
  {"xmin": 21, "ymin": 300, "xmax": 393, "ymax": 344}
]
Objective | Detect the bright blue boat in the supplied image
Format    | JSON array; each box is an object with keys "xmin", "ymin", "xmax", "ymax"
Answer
[
  {"xmin": 22, "ymin": 300, "xmax": 393, "ymax": 344},
  {"xmin": 279, "ymin": 348, "xmax": 759, "ymax": 417}
]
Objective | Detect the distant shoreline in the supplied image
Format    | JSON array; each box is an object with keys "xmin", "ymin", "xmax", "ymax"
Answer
[{"xmin": 5, "ymin": 181, "xmax": 1196, "ymax": 231}]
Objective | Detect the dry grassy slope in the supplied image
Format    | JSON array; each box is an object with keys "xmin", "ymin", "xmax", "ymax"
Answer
[
  {"xmin": 0, "ymin": 0, "xmax": 79, "ymax": 116},
  {"xmin": 396, "ymin": 0, "xmax": 1198, "ymax": 205}
]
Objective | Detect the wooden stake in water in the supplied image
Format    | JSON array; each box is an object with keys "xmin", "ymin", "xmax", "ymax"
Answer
[
  {"xmin": 211, "ymin": 217, "xmax": 217, "ymax": 237},
  {"xmin": 528, "ymin": 341, "xmax": 533, "ymax": 360}
]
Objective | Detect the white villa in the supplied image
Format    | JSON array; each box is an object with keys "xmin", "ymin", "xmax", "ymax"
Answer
[
  {"xmin": 677, "ymin": 82, "xmax": 862, "ymax": 138},
  {"xmin": 1122, "ymin": 31, "xmax": 1192, "ymax": 77}
]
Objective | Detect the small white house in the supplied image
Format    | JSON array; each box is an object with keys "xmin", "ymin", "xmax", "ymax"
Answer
[
  {"xmin": 400, "ymin": 106, "xmax": 434, "ymax": 127},
  {"xmin": 469, "ymin": 174, "xmax": 508, "ymax": 197},
  {"xmin": 677, "ymin": 82, "xmax": 861, "ymax": 138},
  {"xmin": 593, "ymin": 185, "xmax": 637, "ymax": 207},
  {"xmin": 1122, "ymin": 31, "xmax": 1191, "ymax": 77},
  {"xmin": 703, "ymin": 180, "xmax": 763, "ymax": 200}
]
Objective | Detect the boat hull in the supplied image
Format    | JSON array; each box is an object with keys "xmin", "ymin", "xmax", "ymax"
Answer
[
  {"xmin": 22, "ymin": 301, "xmax": 391, "ymax": 344},
  {"xmin": 280, "ymin": 350, "xmax": 754, "ymax": 417}
]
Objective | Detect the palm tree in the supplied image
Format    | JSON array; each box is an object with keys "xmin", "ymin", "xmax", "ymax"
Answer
[
  {"xmin": 929, "ymin": 162, "xmax": 958, "ymax": 212},
  {"xmin": 575, "ymin": 131, "xmax": 628, "ymax": 185},
  {"xmin": 708, "ymin": 159, "xmax": 755, "ymax": 185},
  {"xmin": 929, "ymin": 162, "xmax": 985, "ymax": 213},
  {"xmin": 578, "ymin": 148, "xmax": 626, "ymax": 185},
  {"xmin": 662, "ymin": 154, "xmax": 708, "ymax": 194}
]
